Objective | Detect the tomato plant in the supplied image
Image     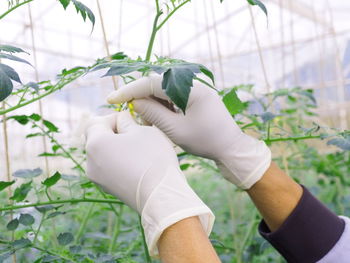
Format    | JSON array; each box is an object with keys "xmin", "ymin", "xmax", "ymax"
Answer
[{"xmin": 0, "ymin": 0, "xmax": 349, "ymax": 262}]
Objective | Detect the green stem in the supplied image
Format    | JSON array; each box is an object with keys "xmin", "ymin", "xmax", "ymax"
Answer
[
  {"xmin": 75, "ymin": 203, "xmax": 95, "ymax": 242},
  {"xmin": 0, "ymin": 0, "xmax": 33, "ymax": 20},
  {"xmin": 264, "ymin": 135, "xmax": 321, "ymax": 144},
  {"xmin": 194, "ymin": 77, "xmax": 217, "ymax": 91},
  {"xmin": 108, "ymin": 206, "xmax": 124, "ymax": 253},
  {"xmin": 33, "ymin": 212, "xmax": 45, "ymax": 245},
  {"xmin": 156, "ymin": 0, "xmax": 191, "ymax": 31},
  {"xmin": 0, "ymin": 198, "xmax": 123, "ymax": 212},
  {"xmin": 0, "ymin": 71, "xmax": 85, "ymax": 116},
  {"xmin": 145, "ymin": 9, "xmax": 162, "ymax": 61},
  {"xmin": 32, "ymin": 245, "xmax": 76, "ymax": 262},
  {"xmin": 139, "ymin": 216, "xmax": 152, "ymax": 263}
]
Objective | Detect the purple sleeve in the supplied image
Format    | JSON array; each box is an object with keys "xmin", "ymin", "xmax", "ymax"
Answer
[{"xmin": 259, "ymin": 185, "xmax": 345, "ymax": 263}]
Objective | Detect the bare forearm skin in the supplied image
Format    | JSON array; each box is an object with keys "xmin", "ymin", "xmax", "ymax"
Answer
[
  {"xmin": 158, "ymin": 216, "xmax": 221, "ymax": 263},
  {"xmin": 247, "ymin": 162, "xmax": 303, "ymax": 231}
]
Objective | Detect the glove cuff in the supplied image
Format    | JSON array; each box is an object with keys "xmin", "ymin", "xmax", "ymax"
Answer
[
  {"xmin": 216, "ymin": 135, "xmax": 271, "ymax": 189},
  {"xmin": 141, "ymin": 166, "xmax": 215, "ymax": 257}
]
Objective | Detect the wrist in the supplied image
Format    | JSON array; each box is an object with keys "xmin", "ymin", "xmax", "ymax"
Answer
[{"xmin": 215, "ymin": 134, "xmax": 271, "ymax": 189}]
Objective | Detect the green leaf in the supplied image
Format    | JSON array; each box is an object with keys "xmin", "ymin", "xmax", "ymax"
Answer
[
  {"xmin": 57, "ymin": 232, "xmax": 74, "ymax": 246},
  {"xmin": 199, "ymin": 65, "xmax": 215, "ymax": 84},
  {"xmin": 0, "ymin": 45, "xmax": 28, "ymax": 54},
  {"xmin": 247, "ymin": 0, "xmax": 267, "ymax": 16},
  {"xmin": 47, "ymin": 211, "xmax": 65, "ymax": 219},
  {"xmin": 29, "ymin": 113, "xmax": 41, "ymax": 121},
  {"xmin": 110, "ymin": 52, "xmax": 128, "ymax": 60},
  {"xmin": 327, "ymin": 138, "xmax": 350, "ymax": 151},
  {"xmin": 0, "ymin": 53, "xmax": 31, "ymax": 66},
  {"xmin": 162, "ymin": 67, "xmax": 196, "ymax": 113},
  {"xmin": 0, "ymin": 180, "xmax": 15, "ymax": 192},
  {"xmin": 10, "ymin": 181, "xmax": 32, "ymax": 202},
  {"xmin": 58, "ymin": 0, "xmax": 70, "ymax": 9},
  {"xmin": 72, "ymin": 0, "xmax": 95, "ymax": 27},
  {"xmin": 102, "ymin": 62, "xmax": 148, "ymax": 77},
  {"xmin": 7, "ymin": 218, "xmax": 19, "ymax": 230},
  {"xmin": 25, "ymin": 82, "xmax": 39, "ymax": 91},
  {"xmin": 0, "ymin": 63, "xmax": 21, "ymax": 83},
  {"xmin": 8, "ymin": 115, "xmax": 29, "ymax": 125},
  {"xmin": 222, "ymin": 88, "xmax": 245, "ymax": 115},
  {"xmin": 180, "ymin": 163, "xmax": 191, "ymax": 171},
  {"xmin": 35, "ymin": 205, "xmax": 55, "ymax": 213},
  {"xmin": 0, "ymin": 66, "xmax": 13, "ymax": 102},
  {"xmin": 26, "ymin": 133, "xmax": 43, "ymax": 138},
  {"xmin": 69, "ymin": 245, "xmax": 82, "ymax": 254},
  {"xmin": 43, "ymin": 120, "xmax": 59, "ymax": 132},
  {"xmin": 11, "ymin": 238, "xmax": 31, "ymax": 249},
  {"xmin": 42, "ymin": 172, "xmax": 61, "ymax": 188},
  {"xmin": 13, "ymin": 168, "xmax": 42, "ymax": 179},
  {"xmin": 19, "ymin": 213, "xmax": 35, "ymax": 226}
]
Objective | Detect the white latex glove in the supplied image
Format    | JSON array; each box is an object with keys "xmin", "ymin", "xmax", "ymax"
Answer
[
  {"xmin": 107, "ymin": 75, "xmax": 271, "ymax": 189},
  {"xmin": 85, "ymin": 111, "xmax": 214, "ymax": 257}
]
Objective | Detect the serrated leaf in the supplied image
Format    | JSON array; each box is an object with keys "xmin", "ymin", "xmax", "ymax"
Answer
[
  {"xmin": 0, "ymin": 63, "xmax": 21, "ymax": 83},
  {"xmin": 0, "ymin": 66, "xmax": 13, "ymax": 101},
  {"xmin": 102, "ymin": 63, "xmax": 148, "ymax": 77},
  {"xmin": 0, "ymin": 53, "xmax": 31, "ymax": 66},
  {"xmin": 19, "ymin": 213, "xmax": 35, "ymax": 226},
  {"xmin": 222, "ymin": 88, "xmax": 245, "ymax": 115},
  {"xmin": 72, "ymin": 0, "xmax": 95, "ymax": 27},
  {"xmin": 42, "ymin": 172, "xmax": 61, "ymax": 187},
  {"xmin": 247, "ymin": 0, "xmax": 267, "ymax": 16},
  {"xmin": 0, "ymin": 45, "xmax": 28, "ymax": 54},
  {"xmin": 58, "ymin": 0, "xmax": 70, "ymax": 9},
  {"xmin": 13, "ymin": 168, "xmax": 42, "ymax": 179},
  {"xmin": 8, "ymin": 115, "xmax": 29, "ymax": 125},
  {"xmin": 10, "ymin": 181, "xmax": 32, "ymax": 202},
  {"xmin": 57, "ymin": 232, "xmax": 74, "ymax": 246},
  {"xmin": 162, "ymin": 67, "xmax": 195, "ymax": 113},
  {"xmin": 327, "ymin": 138, "xmax": 350, "ymax": 151},
  {"xmin": 0, "ymin": 180, "xmax": 15, "ymax": 192},
  {"xmin": 7, "ymin": 218, "xmax": 19, "ymax": 230},
  {"xmin": 43, "ymin": 120, "xmax": 59, "ymax": 132}
]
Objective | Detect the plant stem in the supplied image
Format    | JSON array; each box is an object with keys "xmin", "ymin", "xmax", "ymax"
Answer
[
  {"xmin": 33, "ymin": 212, "xmax": 45, "ymax": 245},
  {"xmin": 108, "ymin": 206, "xmax": 124, "ymax": 253},
  {"xmin": 76, "ymin": 203, "xmax": 95, "ymax": 242},
  {"xmin": 0, "ymin": 198, "xmax": 123, "ymax": 212},
  {"xmin": 264, "ymin": 135, "xmax": 321, "ymax": 144},
  {"xmin": 156, "ymin": 0, "xmax": 191, "ymax": 31},
  {"xmin": 139, "ymin": 216, "xmax": 152, "ymax": 263},
  {"xmin": 0, "ymin": 71, "xmax": 85, "ymax": 116},
  {"xmin": 145, "ymin": 8, "xmax": 162, "ymax": 61},
  {"xmin": 0, "ymin": 0, "xmax": 33, "ymax": 20}
]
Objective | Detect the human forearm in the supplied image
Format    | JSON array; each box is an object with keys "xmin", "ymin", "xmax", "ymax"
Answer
[
  {"xmin": 158, "ymin": 216, "xmax": 221, "ymax": 263},
  {"xmin": 247, "ymin": 162, "xmax": 303, "ymax": 231}
]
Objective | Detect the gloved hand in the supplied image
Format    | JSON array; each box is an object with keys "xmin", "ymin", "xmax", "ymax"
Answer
[
  {"xmin": 107, "ymin": 75, "xmax": 271, "ymax": 189},
  {"xmin": 85, "ymin": 111, "xmax": 214, "ymax": 257}
]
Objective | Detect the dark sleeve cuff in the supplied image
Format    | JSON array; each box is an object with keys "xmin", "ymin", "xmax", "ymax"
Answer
[{"xmin": 259, "ymin": 185, "xmax": 345, "ymax": 263}]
